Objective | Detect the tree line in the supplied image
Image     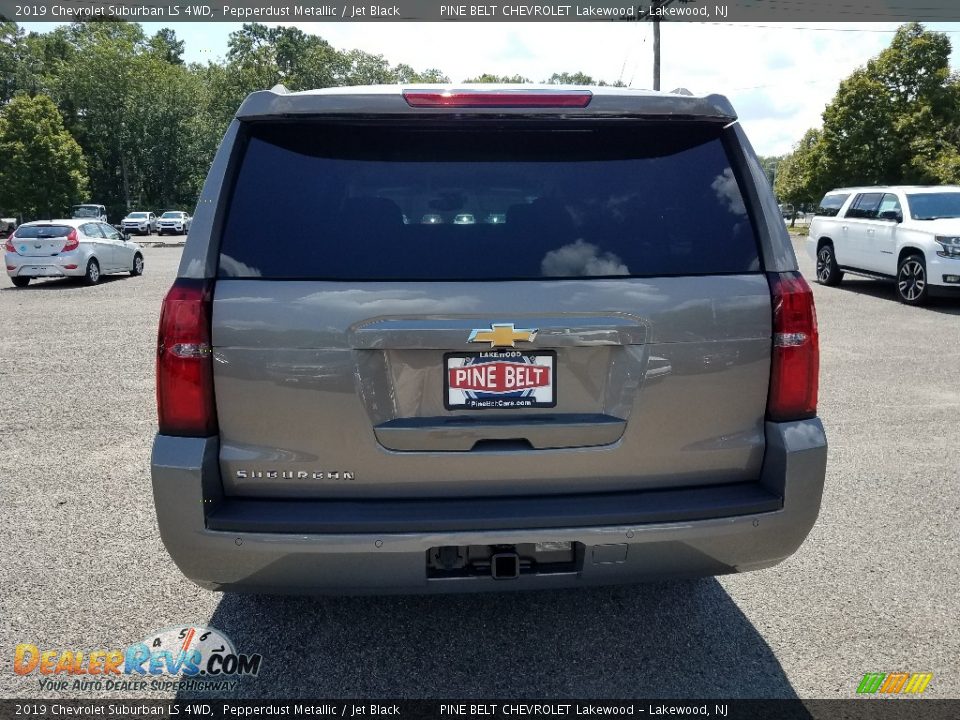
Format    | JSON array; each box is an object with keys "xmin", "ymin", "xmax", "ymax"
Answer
[
  {"xmin": 774, "ymin": 23, "xmax": 960, "ymax": 212},
  {"xmin": 6, "ymin": 21, "xmax": 956, "ymax": 224},
  {"xmin": 0, "ymin": 20, "xmax": 624, "ymax": 222}
]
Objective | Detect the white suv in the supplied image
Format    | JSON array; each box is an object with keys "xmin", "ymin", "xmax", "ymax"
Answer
[{"xmin": 807, "ymin": 186, "xmax": 960, "ymax": 304}]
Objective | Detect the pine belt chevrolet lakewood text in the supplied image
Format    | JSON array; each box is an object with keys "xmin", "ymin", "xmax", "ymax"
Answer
[{"xmin": 151, "ymin": 85, "xmax": 827, "ymax": 594}]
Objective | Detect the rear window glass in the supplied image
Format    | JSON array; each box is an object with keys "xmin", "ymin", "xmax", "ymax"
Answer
[
  {"xmin": 815, "ymin": 194, "xmax": 849, "ymax": 217},
  {"xmin": 14, "ymin": 225, "xmax": 71, "ymax": 239},
  {"xmin": 218, "ymin": 123, "xmax": 761, "ymax": 280}
]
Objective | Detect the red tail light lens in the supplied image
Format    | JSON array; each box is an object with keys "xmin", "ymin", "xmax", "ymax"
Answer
[
  {"xmin": 767, "ymin": 272, "xmax": 819, "ymax": 422},
  {"xmin": 156, "ymin": 278, "xmax": 218, "ymax": 437},
  {"xmin": 403, "ymin": 90, "xmax": 592, "ymax": 108},
  {"xmin": 61, "ymin": 229, "xmax": 79, "ymax": 252},
  {"xmin": 4, "ymin": 236, "xmax": 14, "ymax": 253}
]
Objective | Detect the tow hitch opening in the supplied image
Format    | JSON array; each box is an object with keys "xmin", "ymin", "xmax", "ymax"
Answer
[
  {"xmin": 427, "ymin": 542, "xmax": 582, "ymax": 580},
  {"xmin": 491, "ymin": 553, "xmax": 520, "ymax": 580}
]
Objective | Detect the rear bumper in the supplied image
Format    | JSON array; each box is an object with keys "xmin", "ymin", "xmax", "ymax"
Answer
[
  {"xmin": 151, "ymin": 419, "xmax": 827, "ymax": 594},
  {"xmin": 5, "ymin": 251, "xmax": 87, "ymax": 278}
]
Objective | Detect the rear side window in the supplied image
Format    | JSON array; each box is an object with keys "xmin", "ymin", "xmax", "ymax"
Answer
[
  {"xmin": 815, "ymin": 193, "xmax": 849, "ymax": 217},
  {"xmin": 845, "ymin": 193, "xmax": 883, "ymax": 219},
  {"xmin": 14, "ymin": 225, "xmax": 71, "ymax": 239},
  {"xmin": 218, "ymin": 122, "xmax": 760, "ymax": 281}
]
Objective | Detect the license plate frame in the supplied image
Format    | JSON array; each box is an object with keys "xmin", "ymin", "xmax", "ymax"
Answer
[{"xmin": 444, "ymin": 350, "xmax": 557, "ymax": 410}]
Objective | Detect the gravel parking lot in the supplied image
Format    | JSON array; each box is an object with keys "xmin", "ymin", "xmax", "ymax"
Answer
[{"xmin": 1, "ymin": 241, "xmax": 957, "ymax": 699}]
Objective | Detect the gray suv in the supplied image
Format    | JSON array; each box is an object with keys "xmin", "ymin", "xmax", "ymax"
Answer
[{"xmin": 152, "ymin": 86, "xmax": 826, "ymax": 594}]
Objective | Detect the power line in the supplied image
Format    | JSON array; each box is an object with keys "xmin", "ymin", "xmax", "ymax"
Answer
[{"xmin": 699, "ymin": 22, "xmax": 960, "ymax": 33}]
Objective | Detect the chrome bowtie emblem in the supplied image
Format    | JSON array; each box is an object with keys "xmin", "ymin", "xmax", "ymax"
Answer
[{"xmin": 468, "ymin": 323, "xmax": 538, "ymax": 348}]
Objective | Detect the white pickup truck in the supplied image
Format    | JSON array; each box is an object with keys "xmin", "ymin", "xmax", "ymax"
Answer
[{"xmin": 807, "ymin": 185, "xmax": 960, "ymax": 305}]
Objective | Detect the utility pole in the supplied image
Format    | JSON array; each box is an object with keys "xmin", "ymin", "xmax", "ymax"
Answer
[
  {"xmin": 623, "ymin": 0, "xmax": 683, "ymax": 90},
  {"xmin": 645, "ymin": 0, "xmax": 676, "ymax": 91},
  {"xmin": 652, "ymin": 10, "xmax": 661, "ymax": 90}
]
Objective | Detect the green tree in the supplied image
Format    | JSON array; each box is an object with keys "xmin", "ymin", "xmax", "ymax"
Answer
[
  {"xmin": 775, "ymin": 129, "xmax": 827, "ymax": 222},
  {"xmin": 0, "ymin": 94, "xmax": 89, "ymax": 220},
  {"xmin": 0, "ymin": 21, "xmax": 23, "ymax": 103},
  {"xmin": 818, "ymin": 23, "xmax": 960, "ymax": 187},
  {"xmin": 393, "ymin": 64, "xmax": 450, "ymax": 83},
  {"xmin": 462, "ymin": 73, "xmax": 532, "ymax": 83},
  {"xmin": 149, "ymin": 28, "xmax": 184, "ymax": 65},
  {"xmin": 545, "ymin": 72, "xmax": 595, "ymax": 85}
]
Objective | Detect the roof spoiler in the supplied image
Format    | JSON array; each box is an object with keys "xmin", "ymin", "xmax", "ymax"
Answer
[{"xmin": 235, "ymin": 86, "xmax": 737, "ymax": 122}]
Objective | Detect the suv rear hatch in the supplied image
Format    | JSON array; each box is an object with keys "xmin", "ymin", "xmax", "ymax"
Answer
[{"xmin": 205, "ymin": 110, "xmax": 772, "ymax": 499}]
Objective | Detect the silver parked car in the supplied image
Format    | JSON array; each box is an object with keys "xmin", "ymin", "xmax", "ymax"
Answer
[
  {"xmin": 122, "ymin": 211, "xmax": 158, "ymax": 236},
  {"xmin": 157, "ymin": 211, "xmax": 192, "ymax": 235},
  {"xmin": 5, "ymin": 219, "xmax": 144, "ymax": 287},
  {"xmin": 152, "ymin": 85, "xmax": 826, "ymax": 594}
]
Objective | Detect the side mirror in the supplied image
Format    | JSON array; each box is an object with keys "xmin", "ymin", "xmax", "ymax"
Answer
[{"xmin": 879, "ymin": 210, "xmax": 903, "ymax": 223}]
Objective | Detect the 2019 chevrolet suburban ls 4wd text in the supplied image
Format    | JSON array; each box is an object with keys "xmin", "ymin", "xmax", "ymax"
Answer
[
  {"xmin": 151, "ymin": 85, "xmax": 826, "ymax": 594},
  {"xmin": 808, "ymin": 185, "xmax": 960, "ymax": 305}
]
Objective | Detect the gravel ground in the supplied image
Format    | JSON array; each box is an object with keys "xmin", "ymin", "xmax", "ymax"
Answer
[{"xmin": 0, "ymin": 241, "xmax": 957, "ymax": 700}]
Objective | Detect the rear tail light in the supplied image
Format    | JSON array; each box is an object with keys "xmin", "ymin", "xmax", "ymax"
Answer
[
  {"xmin": 156, "ymin": 278, "xmax": 218, "ymax": 437},
  {"xmin": 61, "ymin": 229, "xmax": 79, "ymax": 253},
  {"xmin": 4, "ymin": 237, "xmax": 14, "ymax": 253},
  {"xmin": 767, "ymin": 272, "xmax": 819, "ymax": 422},
  {"xmin": 403, "ymin": 90, "xmax": 592, "ymax": 108}
]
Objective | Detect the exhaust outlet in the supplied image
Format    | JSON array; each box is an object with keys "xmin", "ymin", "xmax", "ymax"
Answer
[{"xmin": 491, "ymin": 552, "xmax": 520, "ymax": 580}]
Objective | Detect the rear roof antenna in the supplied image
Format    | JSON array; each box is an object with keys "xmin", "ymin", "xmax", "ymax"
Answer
[
  {"xmin": 670, "ymin": 87, "xmax": 694, "ymax": 96},
  {"xmin": 270, "ymin": 84, "xmax": 290, "ymax": 94}
]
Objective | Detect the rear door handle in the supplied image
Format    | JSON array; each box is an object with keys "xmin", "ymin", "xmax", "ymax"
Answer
[{"xmin": 374, "ymin": 413, "xmax": 626, "ymax": 451}]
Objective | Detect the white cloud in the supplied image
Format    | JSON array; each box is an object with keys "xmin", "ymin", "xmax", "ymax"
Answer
[
  {"xmin": 541, "ymin": 240, "xmax": 629, "ymax": 277},
  {"xmin": 711, "ymin": 168, "xmax": 748, "ymax": 217}
]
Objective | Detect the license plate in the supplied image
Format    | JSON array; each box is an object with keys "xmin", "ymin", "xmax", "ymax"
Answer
[
  {"xmin": 444, "ymin": 350, "xmax": 556, "ymax": 410},
  {"xmin": 26, "ymin": 266, "xmax": 59, "ymax": 276}
]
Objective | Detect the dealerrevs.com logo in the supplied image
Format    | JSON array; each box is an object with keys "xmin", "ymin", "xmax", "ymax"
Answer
[
  {"xmin": 857, "ymin": 672, "xmax": 934, "ymax": 695},
  {"xmin": 14, "ymin": 625, "xmax": 261, "ymax": 692}
]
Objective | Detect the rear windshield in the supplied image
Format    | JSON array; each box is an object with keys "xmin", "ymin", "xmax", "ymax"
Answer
[
  {"xmin": 218, "ymin": 122, "xmax": 760, "ymax": 280},
  {"xmin": 815, "ymin": 194, "xmax": 849, "ymax": 216},
  {"xmin": 14, "ymin": 225, "xmax": 71, "ymax": 239}
]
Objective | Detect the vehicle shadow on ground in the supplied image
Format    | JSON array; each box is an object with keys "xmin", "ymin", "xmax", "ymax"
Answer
[
  {"xmin": 831, "ymin": 278, "xmax": 960, "ymax": 315},
  {"xmin": 178, "ymin": 580, "xmax": 800, "ymax": 700},
  {"xmin": 0, "ymin": 276, "xmax": 128, "ymax": 292}
]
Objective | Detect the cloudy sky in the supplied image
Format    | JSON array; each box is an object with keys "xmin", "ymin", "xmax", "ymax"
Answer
[{"xmin": 22, "ymin": 21, "xmax": 960, "ymax": 156}]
